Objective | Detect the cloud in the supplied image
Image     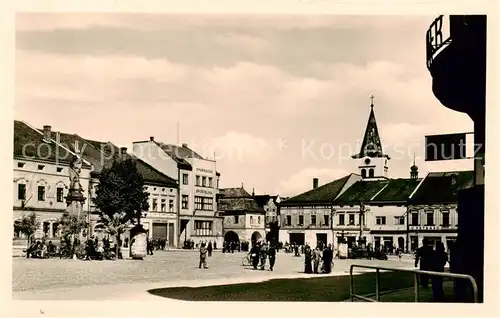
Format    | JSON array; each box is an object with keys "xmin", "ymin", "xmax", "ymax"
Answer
[
  {"xmin": 278, "ymin": 167, "xmax": 349, "ymax": 196},
  {"xmin": 203, "ymin": 131, "xmax": 276, "ymax": 164}
]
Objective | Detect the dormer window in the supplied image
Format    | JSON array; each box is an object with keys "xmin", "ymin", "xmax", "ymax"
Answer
[
  {"xmin": 56, "ymin": 167, "xmax": 63, "ymax": 173},
  {"xmin": 17, "ymin": 162, "xmax": 25, "ymax": 168},
  {"xmin": 38, "ymin": 165, "xmax": 45, "ymax": 171}
]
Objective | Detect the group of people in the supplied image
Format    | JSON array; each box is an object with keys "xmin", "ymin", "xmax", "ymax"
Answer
[
  {"xmin": 248, "ymin": 241, "xmax": 277, "ymax": 271},
  {"xmin": 303, "ymin": 244, "xmax": 334, "ymax": 274},
  {"xmin": 84, "ymin": 236, "xmax": 117, "ymax": 260},
  {"xmin": 414, "ymin": 238, "xmax": 449, "ymax": 301},
  {"xmin": 25, "ymin": 240, "xmax": 57, "ymax": 258}
]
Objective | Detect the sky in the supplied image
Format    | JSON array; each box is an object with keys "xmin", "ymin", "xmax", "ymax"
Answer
[{"xmin": 15, "ymin": 13, "xmax": 474, "ymax": 197}]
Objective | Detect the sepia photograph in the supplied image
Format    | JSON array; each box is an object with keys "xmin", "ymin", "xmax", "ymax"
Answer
[{"xmin": 10, "ymin": 9, "xmax": 488, "ymax": 307}]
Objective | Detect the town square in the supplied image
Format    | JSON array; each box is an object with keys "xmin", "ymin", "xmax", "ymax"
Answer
[{"xmin": 11, "ymin": 11, "xmax": 487, "ymax": 307}]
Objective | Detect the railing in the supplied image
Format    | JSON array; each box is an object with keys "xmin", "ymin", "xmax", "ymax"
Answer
[
  {"xmin": 349, "ymin": 264, "xmax": 478, "ymax": 302},
  {"xmin": 426, "ymin": 15, "xmax": 452, "ymax": 70}
]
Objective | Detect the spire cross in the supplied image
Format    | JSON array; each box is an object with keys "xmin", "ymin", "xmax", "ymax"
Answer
[
  {"xmin": 370, "ymin": 95, "xmax": 375, "ymax": 107},
  {"xmin": 413, "ymin": 153, "xmax": 416, "ymax": 165}
]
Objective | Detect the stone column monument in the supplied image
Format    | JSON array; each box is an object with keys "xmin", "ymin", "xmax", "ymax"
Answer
[{"xmin": 65, "ymin": 146, "xmax": 87, "ymax": 215}]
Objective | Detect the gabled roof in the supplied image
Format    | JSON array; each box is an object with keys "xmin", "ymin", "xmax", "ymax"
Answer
[
  {"xmin": 220, "ymin": 187, "xmax": 252, "ymax": 198},
  {"xmin": 218, "ymin": 197, "xmax": 265, "ymax": 213},
  {"xmin": 334, "ymin": 180, "xmax": 389, "ymax": 204},
  {"xmin": 253, "ymin": 194, "xmax": 279, "ymax": 208},
  {"xmin": 158, "ymin": 143, "xmax": 204, "ymax": 160},
  {"xmin": 13, "ymin": 120, "xmax": 88, "ymax": 167},
  {"xmin": 370, "ymin": 178, "xmax": 422, "ymax": 203},
  {"xmin": 351, "ymin": 104, "xmax": 390, "ymax": 160},
  {"xmin": 83, "ymin": 139, "xmax": 178, "ymax": 188},
  {"xmin": 409, "ymin": 170, "xmax": 474, "ymax": 205},
  {"xmin": 281, "ymin": 174, "xmax": 353, "ymax": 205}
]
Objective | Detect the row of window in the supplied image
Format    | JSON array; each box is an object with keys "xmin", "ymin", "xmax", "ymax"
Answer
[
  {"xmin": 284, "ymin": 214, "xmax": 330, "ymax": 227},
  {"xmin": 18, "ymin": 184, "xmax": 65, "ymax": 203},
  {"xmin": 194, "ymin": 196, "xmax": 214, "ymax": 211},
  {"xmin": 182, "ymin": 173, "xmax": 219, "ymax": 188},
  {"xmin": 17, "ymin": 162, "xmax": 64, "ymax": 173},
  {"xmin": 151, "ymin": 198, "xmax": 175, "ymax": 212},
  {"xmin": 194, "ymin": 220, "xmax": 213, "ymax": 236},
  {"xmin": 409, "ymin": 211, "xmax": 452, "ymax": 227},
  {"xmin": 195, "ymin": 175, "xmax": 213, "ymax": 188}
]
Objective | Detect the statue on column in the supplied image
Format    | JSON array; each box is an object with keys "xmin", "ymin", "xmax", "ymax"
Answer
[{"xmin": 69, "ymin": 150, "xmax": 83, "ymax": 192}]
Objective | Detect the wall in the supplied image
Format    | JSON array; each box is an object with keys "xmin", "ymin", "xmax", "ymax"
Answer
[
  {"xmin": 132, "ymin": 142, "xmax": 178, "ymax": 180},
  {"xmin": 13, "ymin": 158, "xmax": 92, "ymax": 239},
  {"xmin": 407, "ymin": 204, "xmax": 459, "ymax": 251},
  {"xmin": 188, "ymin": 158, "xmax": 217, "ymax": 218},
  {"xmin": 280, "ymin": 205, "xmax": 332, "ymax": 230}
]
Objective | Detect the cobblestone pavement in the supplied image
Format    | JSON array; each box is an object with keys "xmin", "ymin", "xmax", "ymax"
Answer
[{"xmin": 12, "ymin": 250, "xmax": 414, "ymax": 296}]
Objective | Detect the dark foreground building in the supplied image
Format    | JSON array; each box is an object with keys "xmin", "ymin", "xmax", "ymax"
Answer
[{"xmin": 426, "ymin": 15, "xmax": 486, "ymax": 302}]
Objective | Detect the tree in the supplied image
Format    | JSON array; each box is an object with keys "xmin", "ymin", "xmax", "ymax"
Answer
[
  {"xmin": 14, "ymin": 212, "xmax": 40, "ymax": 253},
  {"xmin": 93, "ymin": 158, "xmax": 150, "ymax": 254},
  {"xmin": 58, "ymin": 212, "xmax": 88, "ymax": 259},
  {"xmin": 102, "ymin": 212, "xmax": 131, "ymax": 258}
]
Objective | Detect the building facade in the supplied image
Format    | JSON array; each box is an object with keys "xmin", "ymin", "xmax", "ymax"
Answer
[
  {"xmin": 407, "ymin": 170, "xmax": 474, "ymax": 252},
  {"xmin": 13, "ymin": 121, "xmax": 181, "ymax": 250},
  {"xmin": 279, "ymin": 174, "xmax": 359, "ymax": 247},
  {"xmin": 13, "ymin": 121, "xmax": 93, "ymax": 248},
  {"xmin": 133, "ymin": 138, "xmax": 223, "ymax": 247},
  {"xmin": 218, "ymin": 187, "xmax": 266, "ymax": 244}
]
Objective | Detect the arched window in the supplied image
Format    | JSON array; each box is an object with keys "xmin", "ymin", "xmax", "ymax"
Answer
[
  {"xmin": 361, "ymin": 169, "xmax": 366, "ymax": 178},
  {"xmin": 369, "ymin": 169, "xmax": 375, "ymax": 178}
]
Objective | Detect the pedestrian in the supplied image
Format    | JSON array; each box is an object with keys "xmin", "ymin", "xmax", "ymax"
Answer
[
  {"xmin": 250, "ymin": 243, "xmax": 260, "ymax": 270},
  {"xmin": 199, "ymin": 242, "xmax": 208, "ymax": 269},
  {"xmin": 322, "ymin": 244, "xmax": 333, "ymax": 273},
  {"xmin": 268, "ymin": 244, "xmax": 277, "ymax": 271},
  {"xmin": 260, "ymin": 242, "xmax": 268, "ymax": 270},
  {"xmin": 431, "ymin": 241, "xmax": 448, "ymax": 302},
  {"xmin": 304, "ymin": 245, "xmax": 313, "ymax": 274},
  {"xmin": 313, "ymin": 247, "xmax": 322, "ymax": 274},
  {"xmin": 207, "ymin": 241, "xmax": 213, "ymax": 257},
  {"xmin": 213, "ymin": 240, "xmax": 217, "ymax": 250},
  {"xmin": 415, "ymin": 238, "xmax": 434, "ymax": 288}
]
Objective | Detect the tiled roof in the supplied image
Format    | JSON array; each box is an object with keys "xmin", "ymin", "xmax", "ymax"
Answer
[
  {"xmin": 131, "ymin": 156, "xmax": 178, "ymax": 187},
  {"xmin": 281, "ymin": 174, "xmax": 352, "ymax": 205},
  {"xmin": 218, "ymin": 197, "xmax": 265, "ymax": 213},
  {"xmin": 158, "ymin": 143, "xmax": 204, "ymax": 160},
  {"xmin": 84, "ymin": 139, "xmax": 178, "ymax": 187},
  {"xmin": 15, "ymin": 121, "xmax": 177, "ymax": 187},
  {"xmin": 409, "ymin": 170, "xmax": 474, "ymax": 205},
  {"xmin": 14, "ymin": 121, "xmax": 90, "ymax": 166},
  {"xmin": 334, "ymin": 180, "xmax": 389, "ymax": 204},
  {"xmin": 371, "ymin": 178, "xmax": 422, "ymax": 203},
  {"xmin": 220, "ymin": 187, "xmax": 251, "ymax": 198},
  {"xmin": 253, "ymin": 195, "xmax": 278, "ymax": 208}
]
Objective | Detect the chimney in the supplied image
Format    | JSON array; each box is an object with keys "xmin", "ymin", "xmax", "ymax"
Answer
[
  {"xmin": 43, "ymin": 125, "xmax": 52, "ymax": 142},
  {"xmin": 313, "ymin": 178, "xmax": 319, "ymax": 189},
  {"xmin": 150, "ymin": 136, "xmax": 154, "ymax": 141},
  {"xmin": 120, "ymin": 147, "xmax": 127, "ymax": 156},
  {"xmin": 182, "ymin": 143, "xmax": 188, "ymax": 148}
]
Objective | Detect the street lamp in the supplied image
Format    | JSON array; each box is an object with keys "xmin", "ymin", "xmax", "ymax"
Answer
[{"xmin": 330, "ymin": 203, "xmax": 336, "ymax": 248}]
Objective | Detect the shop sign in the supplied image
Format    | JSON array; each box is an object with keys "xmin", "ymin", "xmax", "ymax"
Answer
[{"xmin": 195, "ymin": 188, "xmax": 213, "ymax": 195}]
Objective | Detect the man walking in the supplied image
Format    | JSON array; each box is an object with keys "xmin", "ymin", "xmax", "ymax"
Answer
[
  {"xmin": 199, "ymin": 242, "xmax": 208, "ymax": 269},
  {"xmin": 268, "ymin": 244, "xmax": 277, "ymax": 271},
  {"xmin": 260, "ymin": 242, "xmax": 268, "ymax": 270},
  {"xmin": 415, "ymin": 238, "xmax": 434, "ymax": 288}
]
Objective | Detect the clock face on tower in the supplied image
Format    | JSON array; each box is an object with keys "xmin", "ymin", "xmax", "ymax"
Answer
[{"xmin": 364, "ymin": 158, "xmax": 371, "ymax": 165}]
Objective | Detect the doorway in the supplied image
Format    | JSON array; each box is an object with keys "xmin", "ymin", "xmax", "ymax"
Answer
[{"xmin": 316, "ymin": 233, "xmax": 327, "ymax": 248}]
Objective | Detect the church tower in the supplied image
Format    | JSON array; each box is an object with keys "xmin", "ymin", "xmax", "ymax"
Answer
[
  {"xmin": 410, "ymin": 154, "xmax": 419, "ymax": 180},
  {"xmin": 351, "ymin": 96, "xmax": 390, "ymax": 180}
]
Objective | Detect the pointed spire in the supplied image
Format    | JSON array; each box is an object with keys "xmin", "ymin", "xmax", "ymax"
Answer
[{"xmin": 352, "ymin": 95, "xmax": 389, "ymax": 159}]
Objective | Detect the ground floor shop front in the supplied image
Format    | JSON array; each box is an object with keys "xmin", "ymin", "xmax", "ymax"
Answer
[
  {"xmin": 178, "ymin": 215, "xmax": 224, "ymax": 248},
  {"xmin": 408, "ymin": 232, "xmax": 458, "ymax": 252},
  {"xmin": 278, "ymin": 229, "xmax": 333, "ymax": 248}
]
